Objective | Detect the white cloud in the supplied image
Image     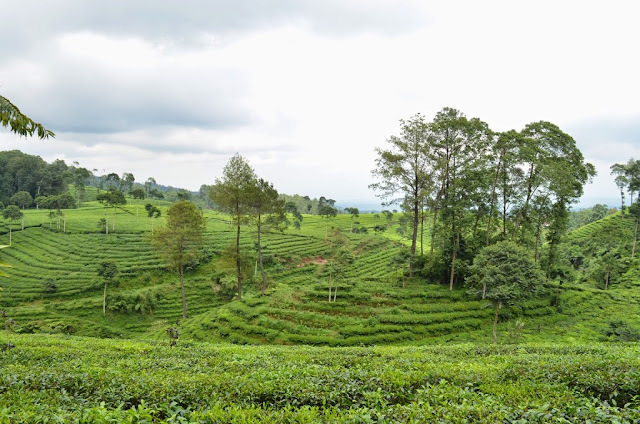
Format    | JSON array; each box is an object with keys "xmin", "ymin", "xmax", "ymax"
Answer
[{"xmin": 2, "ymin": 1, "xmax": 639, "ymax": 206}]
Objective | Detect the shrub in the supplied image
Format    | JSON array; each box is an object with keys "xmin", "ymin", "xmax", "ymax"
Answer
[{"xmin": 42, "ymin": 279, "xmax": 58, "ymax": 294}]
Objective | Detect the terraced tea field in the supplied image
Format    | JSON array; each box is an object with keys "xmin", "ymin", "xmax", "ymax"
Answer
[
  {"xmin": 1, "ymin": 203, "xmax": 640, "ymax": 345},
  {"xmin": 1, "ymin": 334, "xmax": 639, "ymax": 422}
]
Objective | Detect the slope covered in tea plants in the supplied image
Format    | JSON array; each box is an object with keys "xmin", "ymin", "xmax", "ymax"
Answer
[
  {"xmin": 0, "ymin": 203, "xmax": 639, "ymax": 345},
  {"xmin": 1, "ymin": 334, "xmax": 639, "ymax": 423}
]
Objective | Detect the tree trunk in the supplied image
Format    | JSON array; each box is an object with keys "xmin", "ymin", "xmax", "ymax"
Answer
[
  {"xmin": 236, "ymin": 221, "xmax": 242, "ymax": 300},
  {"xmin": 429, "ymin": 204, "xmax": 439, "ymax": 262},
  {"xmin": 333, "ymin": 284, "xmax": 337, "ymax": 302},
  {"xmin": 485, "ymin": 160, "xmax": 501, "ymax": 246},
  {"xmin": 258, "ymin": 216, "xmax": 267, "ymax": 295},
  {"xmin": 502, "ymin": 197, "xmax": 507, "ymax": 237},
  {"xmin": 482, "ymin": 282, "xmax": 486, "ymax": 299},
  {"xmin": 534, "ymin": 223, "xmax": 541, "ymax": 263},
  {"xmin": 554, "ymin": 281, "xmax": 562, "ymax": 307},
  {"xmin": 103, "ymin": 281, "xmax": 107, "ymax": 316},
  {"xmin": 449, "ymin": 228, "xmax": 459, "ymax": 291},
  {"xmin": 112, "ymin": 207, "xmax": 116, "ymax": 232},
  {"xmin": 449, "ymin": 245, "xmax": 456, "ymax": 291},
  {"xmin": 9, "ymin": 228, "xmax": 11, "ymax": 247},
  {"xmin": 510, "ymin": 164, "xmax": 536, "ymax": 241},
  {"xmin": 605, "ymin": 270, "xmax": 610, "ymax": 290},
  {"xmin": 420, "ymin": 206, "xmax": 425, "ymax": 256},
  {"xmin": 492, "ymin": 302, "xmax": 502, "ymax": 344},
  {"xmin": 429, "ymin": 187, "xmax": 443, "ymax": 263},
  {"xmin": 180, "ymin": 264, "xmax": 187, "ymax": 319},
  {"xmin": 328, "ymin": 267, "xmax": 332, "ymax": 301},
  {"xmin": 632, "ymin": 218, "xmax": 638, "ymax": 258},
  {"xmin": 409, "ymin": 197, "xmax": 419, "ymax": 277}
]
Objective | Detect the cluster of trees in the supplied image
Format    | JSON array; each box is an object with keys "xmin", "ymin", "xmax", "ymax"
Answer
[
  {"xmin": 371, "ymin": 108, "xmax": 595, "ymax": 289},
  {"xmin": 0, "ymin": 151, "xmax": 69, "ymax": 206},
  {"xmin": 209, "ymin": 154, "xmax": 289, "ymax": 300},
  {"xmin": 151, "ymin": 154, "xmax": 291, "ymax": 319},
  {"xmin": 611, "ymin": 158, "xmax": 640, "ymax": 212},
  {"xmin": 610, "ymin": 158, "xmax": 640, "ymax": 258}
]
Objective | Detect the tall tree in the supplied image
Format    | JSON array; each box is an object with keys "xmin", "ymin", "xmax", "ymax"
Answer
[
  {"xmin": 145, "ymin": 177, "xmax": 157, "ymax": 196},
  {"xmin": 96, "ymin": 189, "xmax": 126, "ymax": 233},
  {"xmin": 345, "ymin": 207, "xmax": 360, "ymax": 232},
  {"xmin": 629, "ymin": 202, "xmax": 640, "ymax": 258},
  {"xmin": 249, "ymin": 178, "xmax": 287, "ymax": 294},
  {"xmin": 97, "ymin": 261, "xmax": 118, "ymax": 316},
  {"xmin": 514, "ymin": 122, "xmax": 595, "ymax": 244},
  {"xmin": 370, "ymin": 113, "xmax": 432, "ymax": 277},
  {"xmin": 318, "ymin": 204, "xmax": 338, "ymax": 239},
  {"xmin": 145, "ymin": 203, "xmax": 161, "ymax": 233},
  {"xmin": 120, "ymin": 172, "xmax": 135, "ymax": 195},
  {"xmin": 70, "ymin": 166, "xmax": 92, "ymax": 206},
  {"xmin": 209, "ymin": 154, "xmax": 257, "ymax": 300},
  {"xmin": 430, "ymin": 108, "xmax": 492, "ymax": 290},
  {"xmin": 150, "ymin": 200, "xmax": 205, "ymax": 319},
  {"xmin": 611, "ymin": 159, "xmax": 640, "ymax": 213},
  {"xmin": 10, "ymin": 191, "xmax": 33, "ymax": 210},
  {"xmin": 2, "ymin": 205, "xmax": 23, "ymax": 246}
]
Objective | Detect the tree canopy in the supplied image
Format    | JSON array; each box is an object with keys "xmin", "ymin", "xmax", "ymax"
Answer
[{"xmin": 467, "ymin": 241, "xmax": 544, "ymax": 343}]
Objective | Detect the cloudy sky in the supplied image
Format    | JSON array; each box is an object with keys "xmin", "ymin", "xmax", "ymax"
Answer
[{"xmin": 1, "ymin": 1, "xmax": 639, "ymax": 209}]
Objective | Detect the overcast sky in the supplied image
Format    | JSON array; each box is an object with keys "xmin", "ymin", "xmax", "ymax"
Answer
[{"xmin": 1, "ymin": 1, "xmax": 639, "ymax": 209}]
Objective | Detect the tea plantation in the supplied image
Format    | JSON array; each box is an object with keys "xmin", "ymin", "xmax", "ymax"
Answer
[
  {"xmin": 1, "ymin": 335, "xmax": 640, "ymax": 422},
  {"xmin": 1, "ymin": 202, "xmax": 640, "ymax": 421}
]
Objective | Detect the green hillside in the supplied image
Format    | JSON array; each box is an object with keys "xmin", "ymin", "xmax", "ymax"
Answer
[{"xmin": 1, "ymin": 200, "xmax": 639, "ymax": 346}]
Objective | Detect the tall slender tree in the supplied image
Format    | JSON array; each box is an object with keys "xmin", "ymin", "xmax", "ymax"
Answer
[
  {"xmin": 249, "ymin": 178, "xmax": 287, "ymax": 294},
  {"xmin": 430, "ymin": 108, "xmax": 492, "ymax": 290},
  {"xmin": 150, "ymin": 200, "xmax": 205, "ymax": 319},
  {"xmin": 370, "ymin": 113, "xmax": 432, "ymax": 277},
  {"xmin": 209, "ymin": 154, "xmax": 257, "ymax": 300}
]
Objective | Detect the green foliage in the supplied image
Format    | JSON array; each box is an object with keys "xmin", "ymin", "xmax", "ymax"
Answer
[
  {"xmin": 601, "ymin": 320, "xmax": 640, "ymax": 342},
  {"xmin": 2, "ymin": 335, "xmax": 640, "ymax": 422},
  {"xmin": 1, "ymin": 205, "xmax": 22, "ymax": 221},
  {"xmin": 150, "ymin": 200, "xmax": 205, "ymax": 319},
  {"xmin": 41, "ymin": 278, "xmax": 58, "ymax": 294},
  {"xmin": 9, "ymin": 191, "xmax": 32, "ymax": 209},
  {"xmin": 97, "ymin": 260, "xmax": 118, "ymax": 282},
  {"xmin": 468, "ymin": 241, "xmax": 545, "ymax": 342},
  {"xmin": 145, "ymin": 203, "xmax": 161, "ymax": 218},
  {"xmin": 108, "ymin": 290, "xmax": 159, "ymax": 315},
  {"xmin": 0, "ymin": 95, "xmax": 54, "ymax": 139},
  {"xmin": 569, "ymin": 204, "xmax": 613, "ymax": 230},
  {"xmin": 468, "ymin": 241, "xmax": 544, "ymax": 304},
  {"xmin": 0, "ymin": 151, "xmax": 66, "ymax": 206},
  {"xmin": 131, "ymin": 188, "xmax": 146, "ymax": 200},
  {"xmin": 96, "ymin": 189, "xmax": 126, "ymax": 208}
]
